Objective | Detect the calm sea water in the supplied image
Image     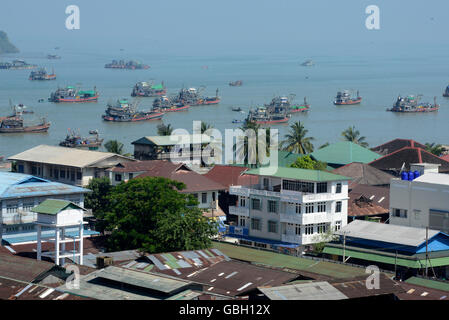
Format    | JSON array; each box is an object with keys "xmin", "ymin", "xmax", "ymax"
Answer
[{"xmin": 1, "ymin": 43, "xmax": 449, "ymax": 158}]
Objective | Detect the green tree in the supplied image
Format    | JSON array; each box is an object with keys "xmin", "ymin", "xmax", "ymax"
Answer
[
  {"xmin": 281, "ymin": 121, "xmax": 314, "ymax": 154},
  {"xmin": 104, "ymin": 140, "xmax": 131, "ymax": 156},
  {"xmin": 319, "ymin": 142, "xmax": 330, "ymax": 149},
  {"xmin": 84, "ymin": 177, "xmax": 114, "ymax": 233},
  {"xmin": 290, "ymin": 155, "xmax": 327, "ymax": 170},
  {"xmin": 103, "ymin": 177, "xmax": 218, "ymax": 252},
  {"xmin": 311, "ymin": 229, "xmax": 339, "ymax": 254},
  {"xmin": 341, "ymin": 126, "xmax": 369, "ymax": 148},
  {"xmin": 157, "ymin": 123, "xmax": 173, "ymax": 136},
  {"xmin": 425, "ymin": 142, "xmax": 445, "ymax": 156},
  {"xmin": 200, "ymin": 121, "xmax": 213, "ymax": 134}
]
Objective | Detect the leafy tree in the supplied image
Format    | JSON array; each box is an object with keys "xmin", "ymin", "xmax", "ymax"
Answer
[
  {"xmin": 84, "ymin": 177, "xmax": 114, "ymax": 233},
  {"xmin": 104, "ymin": 140, "xmax": 131, "ymax": 156},
  {"xmin": 157, "ymin": 123, "xmax": 173, "ymax": 136},
  {"xmin": 341, "ymin": 126, "xmax": 368, "ymax": 148},
  {"xmin": 233, "ymin": 119, "xmax": 276, "ymax": 167},
  {"xmin": 311, "ymin": 228, "xmax": 339, "ymax": 254},
  {"xmin": 103, "ymin": 177, "xmax": 218, "ymax": 252},
  {"xmin": 319, "ymin": 142, "xmax": 330, "ymax": 149},
  {"xmin": 425, "ymin": 142, "xmax": 445, "ymax": 156},
  {"xmin": 200, "ymin": 121, "xmax": 213, "ymax": 134},
  {"xmin": 290, "ymin": 155, "xmax": 327, "ymax": 171},
  {"xmin": 281, "ymin": 121, "xmax": 314, "ymax": 154}
]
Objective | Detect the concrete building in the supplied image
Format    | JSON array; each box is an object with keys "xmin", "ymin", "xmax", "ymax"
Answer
[
  {"xmin": 8, "ymin": 145, "xmax": 135, "ymax": 186},
  {"xmin": 389, "ymin": 163, "xmax": 449, "ymax": 233},
  {"xmin": 0, "ymin": 172, "xmax": 90, "ymax": 243},
  {"xmin": 227, "ymin": 167, "xmax": 350, "ymax": 248}
]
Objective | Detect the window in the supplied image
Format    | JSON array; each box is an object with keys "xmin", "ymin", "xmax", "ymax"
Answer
[
  {"xmin": 71, "ymin": 172, "xmax": 75, "ymax": 181},
  {"xmin": 414, "ymin": 209, "xmax": 421, "ymax": 220},
  {"xmin": 239, "ymin": 217, "xmax": 246, "ymax": 227},
  {"xmin": 295, "ymin": 224, "xmax": 301, "ymax": 235},
  {"xmin": 31, "ymin": 166, "xmax": 37, "ymax": 175},
  {"xmin": 305, "ymin": 224, "xmax": 314, "ymax": 235},
  {"xmin": 336, "ymin": 201, "xmax": 342, "ymax": 213},
  {"xmin": 202, "ymin": 193, "xmax": 207, "ymax": 204},
  {"xmin": 240, "ymin": 197, "xmax": 247, "ymax": 207},
  {"xmin": 251, "ymin": 198, "xmax": 261, "ymax": 211},
  {"xmin": 6, "ymin": 204, "xmax": 18, "ymax": 214},
  {"xmin": 317, "ymin": 202, "xmax": 326, "ymax": 212},
  {"xmin": 60, "ymin": 170, "xmax": 66, "ymax": 179},
  {"xmin": 335, "ymin": 221, "xmax": 342, "ymax": 231},
  {"xmin": 212, "ymin": 192, "xmax": 216, "ymax": 202},
  {"xmin": 317, "ymin": 182, "xmax": 328, "ymax": 194},
  {"xmin": 193, "ymin": 193, "xmax": 198, "ymax": 200},
  {"xmin": 393, "ymin": 208, "xmax": 407, "ymax": 218},
  {"xmin": 268, "ymin": 221, "xmax": 278, "ymax": 233},
  {"xmin": 115, "ymin": 174, "xmax": 122, "ymax": 182},
  {"xmin": 336, "ymin": 183, "xmax": 342, "ymax": 194},
  {"xmin": 268, "ymin": 200, "xmax": 278, "ymax": 213},
  {"xmin": 240, "ymin": 240, "xmax": 252, "ymax": 246},
  {"xmin": 263, "ymin": 178, "xmax": 269, "ymax": 190},
  {"xmin": 76, "ymin": 172, "xmax": 82, "ymax": 180},
  {"xmin": 23, "ymin": 202, "xmax": 35, "ymax": 212},
  {"xmin": 305, "ymin": 203, "xmax": 314, "ymax": 214},
  {"xmin": 295, "ymin": 203, "xmax": 301, "ymax": 214},
  {"xmin": 254, "ymin": 242, "xmax": 267, "ymax": 249},
  {"xmin": 317, "ymin": 223, "xmax": 326, "ymax": 233},
  {"xmin": 128, "ymin": 173, "xmax": 134, "ymax": 180},
  {"xmin": 54, "ymin": 169, "xmax": 59, "ymax": 179},
  {"xmin": 18, "ymin": 164, "xmax": 24, "ymax": 173},
  {"xmin": 282, "ymin": 180, "xmax": 314, "ymax": 193},
  {"xmin": 251, "ymin": 218, "xmax": 261, "ymax": 231}
]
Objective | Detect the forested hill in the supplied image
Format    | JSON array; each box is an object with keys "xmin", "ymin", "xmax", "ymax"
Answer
[{"xmin": 0, "ymin": 31, "xmax": 19, "ymax": 54}]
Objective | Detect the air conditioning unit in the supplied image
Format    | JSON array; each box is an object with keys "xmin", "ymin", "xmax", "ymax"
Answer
[{"xmin": 96, "ymin": 256, "xmax": 114, "ymax": 269}]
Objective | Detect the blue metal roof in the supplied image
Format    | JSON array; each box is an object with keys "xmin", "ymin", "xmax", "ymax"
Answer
[{"xmin": 0, "ymin": 172, "xmax": 90, "ymax": 200}]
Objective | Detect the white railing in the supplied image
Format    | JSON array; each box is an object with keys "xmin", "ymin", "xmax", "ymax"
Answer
[
  {"xmin": 229, "ymin": 186, "xmax": 250, "ymax": 197},
  {"xmin": 228, "ymin": 206, "xmax": 250, "ymax": 217}
]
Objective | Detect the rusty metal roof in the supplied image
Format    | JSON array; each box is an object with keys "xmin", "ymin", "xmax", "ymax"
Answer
[{"xmin": 0, "ymin": 252, "xmax": 55, "ymax": 282}]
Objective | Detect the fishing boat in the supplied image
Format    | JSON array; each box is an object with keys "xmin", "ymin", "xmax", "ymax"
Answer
[
  {"xmin": 0, "ymin": 105, "xmax": 50, "ymax": 133},
  {"xmin": 173, "ymin": 87, "xmax": 220, "ymax": 106},
  {"xmin": 268, "ymin": 95, "xmax": 310, "ymax": 114},
  {"xmin": 301, "ymin": 59, "xmax": 314, "ymax": 67},
  {"xmin": 443, "ymin": 85, "xmax": 449, "ymax": 97},
  {"xmin": 29, "ymin": 68, "xmax": 56, "ymax": 80},
  {"xmin": 102, "ymin": 98, "xmax": 164, "ymax": 122},
  {"xmin": 232, "ymin": 119, "xmax": 244, "ymax": 124},
  {"xmin": 232, "ymin": 106, "xmax": 242, "ymax": 112},
  {"xmin": 105, "ymin": 59, "xmax": 150, "ymax": 70},
  {"xmin": 49, "ymin": 86, "xmax": 99, "ymax": 103},
  {"xmin": 0, "ymin": 59, "xmax": 37, "ymax": 70},
  {"xmin": 247, "ymin": 105, "xmax": 290, "ymax": 125},
  {"xmin": 59, "ymin": 129, "xmax": 103, "ymax": 149},
  {"xmin": 229, "ymin": 80, "xmax": 243, "ymax": 87},
  {"xmin": 334, "ymin": 90, "xmax": 362, "ymax": 105},
  {"xmin": 387, "ymin": 95, "xmax": 439, "ymax": 113},
  {"xmin": 152, "ymin": 96, "xmax": 189, "ymax": 112},
  {"xmin": 47, "ymin": 54, "xmax": 61, "ymax": 59},
  {"xmin": 131, "ymin": 81, "xmax": 167, "ymax": 97}
]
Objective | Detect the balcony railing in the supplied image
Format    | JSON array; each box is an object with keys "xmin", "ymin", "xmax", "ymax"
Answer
[{"xmin": 229, "ymin": 206, "xmax": 250, "ymax": 217}]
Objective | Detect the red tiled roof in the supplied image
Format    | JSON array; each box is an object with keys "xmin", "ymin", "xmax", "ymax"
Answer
[
  {"xmin": 332, "ymin": 162, "xmax": 394, "ymax": 188},
  {"xmin": 204, "ymin": 165, "xmax": 256, "ymax": 188},
  {"xmin": 108, "ymin": 160, "xmax": 181, "ymax": 173},
  {"xmin": 369, "ymin": 146, "xmax": 449, "ymax": 174},
  {"xmin": 371, "ymin": 139, "xmax": 427, "ymax": 155},
  {"xmin": 440, "ymin": 154, "xmax": 449, "ymax": 162}
]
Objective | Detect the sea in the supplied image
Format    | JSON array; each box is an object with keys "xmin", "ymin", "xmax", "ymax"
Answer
[{"xmin": 1, "ymin": 42, "xmax": 449, "ymax": 159}]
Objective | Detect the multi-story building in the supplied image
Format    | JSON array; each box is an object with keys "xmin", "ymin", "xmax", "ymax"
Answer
[
  {"xmin": 389, "ymin": 163, "xmax": 449, "ymax": 233},
  {"xmin": 227, "ymin": 167, "xmax": 350, "ymax": 248}
]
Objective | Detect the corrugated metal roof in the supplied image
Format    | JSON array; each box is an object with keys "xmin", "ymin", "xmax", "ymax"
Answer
[
  {"xmin": 31, "ymin": 199, "xmax": 85, "ymax": 215},
  {"xmin": 132, "ymin": 134, "xmax": 213, "ymax": 146},
  {"xmin": 0, "ymin": 172, "xmax": 89, "ymax": 199},
  {"xmin": 310, "ymin": 141, "xmax": 381, "ymax": 166},
  {"xmin": 258, "ymin": 281, "xmax": 349, "ymax": 300},
  {"xmin": 245, "ymin": 167, "xmax": 351, "ymax": 182},
  {"xmin": 8, "ymin": 145, "xmax": 133, "ymax": 168},
  {"xmin": 336, "ymin": 220, "xmax": 440, "ymax": 247}
]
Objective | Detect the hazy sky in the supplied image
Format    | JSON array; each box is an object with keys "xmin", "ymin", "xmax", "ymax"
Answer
[{"xmin": 1, "ymin": 0, "xmax": 448, "ymax": 55}]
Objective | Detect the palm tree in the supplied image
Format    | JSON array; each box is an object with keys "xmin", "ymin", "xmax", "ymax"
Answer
[
  {"xmin": 281, "ymin": 121, "xmax": 314, "ymax": 154},
  {"xmin": 319, "ymin": 142, "xmax": 330, "ymax": 149},
  {"xmin": 341, "ymin": 126, "xmax": 369, "ymax": 148},
  {"xmin": 200, "ymin": 122, "xmax": 213, "ymax": 134},
  {"xmin": 157, "ymin": 123, "xmax": 173, "ymax": 136},
  {"xmin": 104, "ymin": 140, "xmax": 131, "ymax": 156},
  {"xmin": 425, "ymin": 142, "xmax": 445, "ymax": 156}
]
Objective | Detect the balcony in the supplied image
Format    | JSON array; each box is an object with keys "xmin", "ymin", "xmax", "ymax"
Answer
[
  {"xmin": 229, "ymin": 185, "xmax": 280, "ymax": 198},
  {"xmin": 229, "ymin": 206, "xmax": 250, "ymax": 217},
  {"xmin": 280, "ymin": 212, "xmax": 333, "ymax": 225}
]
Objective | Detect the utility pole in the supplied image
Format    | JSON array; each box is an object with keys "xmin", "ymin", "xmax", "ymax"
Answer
[
  {"xmin": 394, "ymin": 250, "xmax": 398, "ymax": 280},
  {"xmin": 425, "ymin": 226, "xmax": 429, "ymax": 278},
  {"xmin": 343, "ymin": 232, "xmax": 346, "ymax": 263}
]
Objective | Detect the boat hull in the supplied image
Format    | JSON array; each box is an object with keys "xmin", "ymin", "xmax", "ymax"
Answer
[
  {"xmin": 387, "ymin": 107, "xmax": 439, "ymax": 113},
  {"xmin": 0, "ymin": 123, "xmax": 50, "ymax": 133},
  {"xmin": 102, "ymin": 112, "xmax": 163, "ymax": 122},
  {"xmin": 52, "ymin": 95, "xmax": 99, "ymax": 103},
  {"xmin": 334, "ymin": 98, "xmax": 362, "ymax": 105},
  {"xmin": 154, "ymin": 105, "xmax": 190, "ymax": 112},
  {"xmin": 254, "ymin": 117, "xmax": 290, "ymax": 125},
  {"xmin": 290, "ymin": 105, "xmax": 310, "ymax": 113}
]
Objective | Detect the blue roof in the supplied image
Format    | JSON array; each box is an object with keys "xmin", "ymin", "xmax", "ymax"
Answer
[
  {"xmin": 0, "ymin": 172, "xmax": 90, "ymax": 200},
  {"xmin": 2, "ymin": 227, "xmax": 100, "ymax": 245}
]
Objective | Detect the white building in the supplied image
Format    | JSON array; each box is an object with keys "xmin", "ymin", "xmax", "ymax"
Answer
[
  {"xmin": 389, "ymin": 163, "xmax": 449, "ymax": 233},
  {"xmin": 227, "ymin": 167, "xmax": 350, "ymax": 247},
  {"xmin": 8, "ymin": 145, "xmax": 135, "ymax": 186}
]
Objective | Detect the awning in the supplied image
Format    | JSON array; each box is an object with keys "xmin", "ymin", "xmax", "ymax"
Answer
[{"xmin": 225, "ymin": 234, "xmax": 300, "ymax": 249}]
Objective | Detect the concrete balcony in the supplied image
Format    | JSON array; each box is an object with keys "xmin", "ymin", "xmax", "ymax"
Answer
[
  {"xmin": 229, "ymin": 205, "xmax": 250, "ymax": 217},
  {"xmin": 229, "ymin": 186, "xmax": 280, "ymax": 198},
  {"xmin": 280, "ymin": 212, "xmax": 333, "ymax": 225},
  {"xmin": 280, "ymin": 213, "xmax": 303, "ymax": 224},
  {"xmin": 229, "ymin": 186, "xmax": 250, "ymax": 197}
]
